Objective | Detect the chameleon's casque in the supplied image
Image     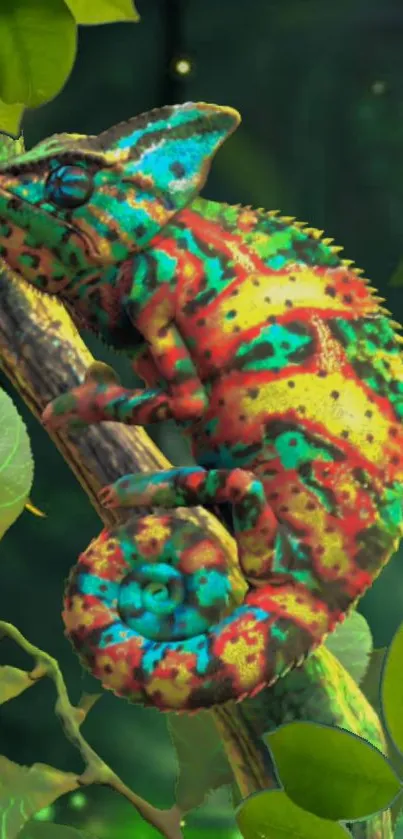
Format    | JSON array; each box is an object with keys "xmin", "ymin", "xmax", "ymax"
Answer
[{"xmin": 1, "ymin": 102, "xmax": 403, "ymax": 712}]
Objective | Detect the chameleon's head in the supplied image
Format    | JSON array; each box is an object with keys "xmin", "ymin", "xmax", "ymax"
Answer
[{"xmin": 0, "ymin": 102, "xmax": 240, "ymax": 294}]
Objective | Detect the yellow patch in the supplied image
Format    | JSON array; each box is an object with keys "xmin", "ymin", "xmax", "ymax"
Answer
[
  {"xmin": 268, "ymin": 588, "xmax": 329, "ymax": 636},
  {"xmin": 96, "ymin": 655, "xmax": 130, "ymax": 690},
  {"xmin": 240, "ymin": 371, "xmax": 390, "ymax": 464},
  {"xmin": 211, "ymin": 267, "xmax": 378, "ymax": 336},
  {"xmin": 183, "ymin": 539, "xmax": 224, "ymax": 571},
  {"xmin": 135, "ymin": 515, "xmax": 171, "ymax": 551},
  {"xmin": 147, "ymin": 661, "xmax": 194, "ymax": 708},
  {"xmin": 220, "ymin": 619, "xmax": 266, "ymax": 689}
]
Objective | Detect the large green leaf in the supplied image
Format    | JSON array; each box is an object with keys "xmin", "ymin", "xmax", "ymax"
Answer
[
  {"xmin": 0, "ymin": 757, "xmax": 78, "ymax": 839},
  {"xmin": 265, "ymin": 721, "xmax": 401, "ymax": 822},
  {"xmin": 65, "ymin": 0, "xmax": 139, "ymax": 24},
  {"xmin": 0, "ymin": 0, "xmax": 77, "ymax": 107},
  {"xmin": 324, "ymin": 610, "xmax": 373, "ymax": 684},
  {"xmin": 236, "ymin": 789, "xmax": 351, "ymax": 839},
  {"xmin": 381, "ymin": 619, "xmax": 403, "ymax": 756},
  {"xmin": 0, "ymin": 388, "xmax": 34, "ymax": 540}
]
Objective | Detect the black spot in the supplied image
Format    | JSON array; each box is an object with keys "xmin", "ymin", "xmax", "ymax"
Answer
[
  {"xmin": 170, "ymin": 161, "xmax": 186, "ymax": 178},
  {"xmin": 105, "ymin": 228, "xmax": 120, "ymax": 242}
]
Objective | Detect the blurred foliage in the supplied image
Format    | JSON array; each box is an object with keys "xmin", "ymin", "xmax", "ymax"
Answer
[
  {"xmin": 0, "ymin": 0, "xmax": 403, "ymax": 837},
  {"xmin": 322, "ymin": 610, "xmax": 373, "ymax": 685},
  {"xmin": 0, "ymin": 0, "xmax": 139, "ymax": 134}
]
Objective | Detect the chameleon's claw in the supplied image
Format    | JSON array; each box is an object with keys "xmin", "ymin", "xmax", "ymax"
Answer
[
  {"xmin": 98, "ymin": 474, "xmax": 154, "ymax": 508},
  {"xmin": 41, "ymin": 396, "xmax": 79, "ymax": 431},
  {"xmin": 98, "ymin": 484, "xmax": 121, "ymax": 509}
]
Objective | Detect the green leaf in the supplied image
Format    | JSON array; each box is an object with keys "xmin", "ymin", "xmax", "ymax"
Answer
[
  {"xmin": 0, "ymin": 388, "xmax": 34, "ymax": 540},
  {"xmin": 381, "ymin": 620, "xmax": 403, "ymax": 756},
  {"xmin": 0, "ymin": 0, "xmax": 77, "ymax": 107},
  {"xmin": 0, "ymin": 756, "xmax": 78, "ymax": 838},
  {"xmin": 0, "ymin": 666, "xmax": 36, "ymax": 703},
  {"xmin": 236, "ymin": 789, "xmax": 351, "ymax": 839},
  {"xmin": 20, "ymin": 822, "xmax": 96, "ymax": 838},
  {"xmin": 168, "ymin": 709, "xmax": 233, "ymax": 811},
  {"xmin": 265, "ymin": 721, "xmax": 401, "ymax": 822},
  {"xmin": 324, "ymin": 610, "xmax": 373, "ymax": 683},
  {"xmin": 0, "ymin": 100, "xmax": 25, "ymax": 138},
  {"xmin": 65, "ymin": 0, "xmax": 139, "ymax": 24},
  {"xmin": 360, "ymin": 647, "xmax": 386, "ymax": 713}
]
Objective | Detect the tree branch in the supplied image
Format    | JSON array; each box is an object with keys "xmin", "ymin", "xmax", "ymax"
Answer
[{"xmin": 0, "ymin": 269, "xmax": 273, "ymax": 832}]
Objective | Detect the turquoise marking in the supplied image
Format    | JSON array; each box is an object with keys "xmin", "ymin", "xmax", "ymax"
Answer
[
  {"xmin": 190, "ymin": 568, "xmax": 231, "ymax": 607},
  {"xmin": 76, "ymin": 573, "xmax": 120, "ymax": 605},
  {"xmin": 98, "ymin": 621, "xmax": 137, "ymax": 648},
  {"xmin": 234, "ymin": 323, "xmax": 313, "ymax": 372},
  {"xmin": 274, "ymin": 431, "xmax": 333, "ymax": 470}
]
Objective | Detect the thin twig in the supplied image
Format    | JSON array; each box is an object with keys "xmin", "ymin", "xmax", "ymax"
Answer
[{"xmin": 0, "ymin": 620, "xmax": 184, "ymax": 839}]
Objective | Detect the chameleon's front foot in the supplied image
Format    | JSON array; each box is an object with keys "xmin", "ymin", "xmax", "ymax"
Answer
[
  {"xmin": 42, "ymin": 362, "xmax": 207, "ymax": 432},
  {"xmin": 42, "ymin": 363, "xmax": 124, "ymax": 431}
]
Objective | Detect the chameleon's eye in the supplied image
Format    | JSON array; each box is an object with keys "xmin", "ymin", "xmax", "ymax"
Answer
[{"xmin": 44, "ymin": 164, "xmax": 93, "ymax": 209}]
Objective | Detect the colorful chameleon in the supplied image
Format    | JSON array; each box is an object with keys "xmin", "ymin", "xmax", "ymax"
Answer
[{"xmin": 1, "ymin": 102, "xmax": 402, "ymax": 712}]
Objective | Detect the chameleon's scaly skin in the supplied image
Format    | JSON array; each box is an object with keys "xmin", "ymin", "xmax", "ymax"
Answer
[{"xmin": 0, "ymin": 102, "xmax": 402, "ymax": 711}]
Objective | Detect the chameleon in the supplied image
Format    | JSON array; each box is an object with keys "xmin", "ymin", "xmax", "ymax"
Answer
[{"xmin": 0, "ymin": 101, "xmax": 403, "ymax": 712}]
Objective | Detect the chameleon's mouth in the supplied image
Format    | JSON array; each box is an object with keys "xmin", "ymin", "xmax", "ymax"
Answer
[{"xmin": 69, "ymin": 223, "xmax": 100, "ymax": 262}]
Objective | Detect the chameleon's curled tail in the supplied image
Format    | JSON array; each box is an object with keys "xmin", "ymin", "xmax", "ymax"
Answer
[{"xmin": 62, "ymin": 502, "xmax": 399, "ymax": 712}]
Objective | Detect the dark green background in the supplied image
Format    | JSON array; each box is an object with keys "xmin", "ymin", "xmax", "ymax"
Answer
[{"xmin": 1, "ymin": 0, "xmax": 402, "ymax": 836}]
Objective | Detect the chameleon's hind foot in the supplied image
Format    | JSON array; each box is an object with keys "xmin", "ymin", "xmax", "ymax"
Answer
[{"xmin": 98, "ymin": 471, "xmax": 186, "ymax": 509}]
